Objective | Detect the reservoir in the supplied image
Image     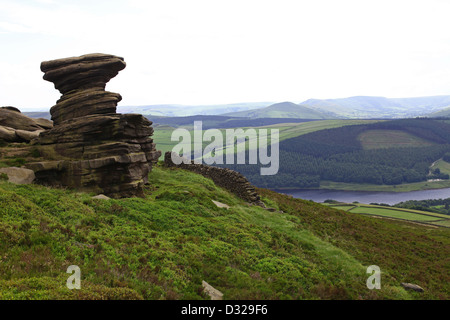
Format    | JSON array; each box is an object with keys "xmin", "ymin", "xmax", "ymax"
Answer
[{"xmin": 275, "ymin": 188, "xmax": 450, "ymax": 205}]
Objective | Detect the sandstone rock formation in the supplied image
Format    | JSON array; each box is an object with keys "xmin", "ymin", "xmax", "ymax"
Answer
[
  {"xmin": 26, "ymin": 53, "xmax": 160, "ymax": 198},
  {"xmin": 0, "ymin": 107, "xmax": 52, "ymax": 142}
]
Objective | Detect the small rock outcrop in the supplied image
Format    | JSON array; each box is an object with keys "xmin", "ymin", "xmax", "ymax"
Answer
[
  {"xmin": 0, "ymin": 167, "xmax": 35, "ymax": 184},
  {"xmin": 0, "ymin": 107, "xmax": 52, "ymax": 142},
  {"xmin": 26, "ymin": 53, "xmax": 160, "ymax": 198},
  {"xmin": 401, "ymin": 283, "xmax": 424, "ymax": 292},
  {"xmin": 202, "ymin": 281, "xmax": 224, "ymax": 300},
  {"xmin": 164, "ymin": 151, "xmax": 265, "ymax": 207}
]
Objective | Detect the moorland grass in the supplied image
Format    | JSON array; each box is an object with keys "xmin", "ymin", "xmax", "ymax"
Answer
[{"xmin": 0, "ymin": 166, "xmax": 448, "ymax": 300}]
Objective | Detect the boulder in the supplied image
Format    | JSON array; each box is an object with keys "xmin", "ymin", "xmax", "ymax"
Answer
[
  {"xmin": 202, "ymin": 281, "xmax": 223, "ymax": 300},
  {"xmin": 0, "ymin": 107, "xmax": 52, "ymax": 142},
  {"xmin": 32, "ymin": 118, "xmax": 53, "ymax": 129},
  {"xmin": 211, "ymin": 200, "xmax": 230, "ymax": 209},
  {"xmin": 401, "ymin": 283, "xmax": 424, "ymax": 292},
  {"xmin": 92, "ymin": 194, "xmax": 111, "ymax": 200},
  {"xmin": 0, "ymin": 167, "xmax": 35, "ymax": 184},
  {"xmin": 0, "ymin": 125, "xmax": 17, "ymax": 142},
  {"xmin": 15, "ymin": 129, "xmax": 44, "ymax": 141},
  {"xmin": 0, "ymin": 108, "xmax": 43, "ymax": 131}
]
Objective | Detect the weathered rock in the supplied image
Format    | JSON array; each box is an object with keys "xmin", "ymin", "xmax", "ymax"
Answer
[
  {"xmin": 401, "ymin": 283, "xmax": 424, "ymax": 292},
  {"xmin": 212, "ymin": 200, "xmax": 230, "ymax": 209},
  {"xmin": 0, "ymin": 125, "xmax": 17, "ymax": 142},
  {"xmin": 92, "ymin": 194, "xmax": 111, "ymax": 200},
  {"xmin": 202, "ymin": 281, "xmax": 223, "ymax": 300},
  {"xmin": 40, "ymin": 53, "xmax": 126, "ymax": 95},
  {"xmin": 32, "ymin": 118, "xmax": 53, "ymax": 129},
  {"xmin": 27, "ymin": 53, "xmax": 160, "ymax": 198},
  {"xmin": 15, "ymin": 129, "xmax": 44, "ymax": 142},
  {"xmin": 1, "ymin": 106, "xmax": 21, "ymax": 113},
  {"xmin": 0, "ymin": 108, "xmax": 52, "ymax": 142},
  {"xmin": 0, "ymin": 167, "xmax": 35, "ymax": 184},
  {"xmin": 0, "ymin": 108, "xmax": 44, "ymax": 131}
]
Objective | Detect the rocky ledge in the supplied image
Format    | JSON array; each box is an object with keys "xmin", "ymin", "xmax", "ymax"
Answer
[
  {"xmin": 26, "ymin": 53, "xmax": 160, "ymax": 198},
  {"xmin": 0, "ymin": 107, "xmax": 53, "ymax": 143}
]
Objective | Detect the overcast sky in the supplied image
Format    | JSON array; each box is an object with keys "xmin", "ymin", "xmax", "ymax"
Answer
[{"xmin": 1, "ymin": 0, "xmax": 450, "ymax": 110}]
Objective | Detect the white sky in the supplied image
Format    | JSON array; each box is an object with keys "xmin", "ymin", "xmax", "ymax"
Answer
[{"xmin": 1, "ymin": 0, "xmax": 450, "ymax": 110}]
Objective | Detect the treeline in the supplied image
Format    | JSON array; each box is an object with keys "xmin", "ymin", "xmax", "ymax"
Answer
[
  {"xmin": 213, "ymin": 119, "xmax": 450, "ymax": 189},
  {"xmin": 394, "ymin": 198, "xmax": 450, "ymax": 215}
]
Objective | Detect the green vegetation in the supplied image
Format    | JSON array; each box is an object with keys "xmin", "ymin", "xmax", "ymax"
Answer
[
  {"xmin": 152, "ymin": 119, "xmax": 381, "ymax": 161},
  {"xmin": 263, "ymin": 120, "xmax": 382, "ymax": 141},
  {"xmin": 1, "ymin": 165, "xmax": 449, "ymax": 299},
  {"xmin": 444, "ymin": 152, "xmax": 450, "ymax": 163},
  {"xmin": 394, "ymin": 198, "xmax": 450, "ymax": 215},
  {"xmin": 328, "ymin": 203, "xmax": 450, "ymax": 227},
  {"xmin": 317, "ymin": 180, "xmax": 450, "ymax": 192},
  {"xmin": 358, "ymin": 130, "xmax": 435, "ymax": 149},
  {"xmin": 224, "ymin": 119, "xmax": 450, "ymax": 189}
]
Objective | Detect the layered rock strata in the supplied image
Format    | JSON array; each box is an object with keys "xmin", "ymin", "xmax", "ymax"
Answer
[
  {"xmin": 0, "ymin": 107, "xmax": 52, "ymax": 142},
  {"xmin": 164, "ymin": 151, "xmax": 265, "ymax": 207},
  {"xmin": 27, "ymin": 53, "xmax": 160, "ymax": 198}
]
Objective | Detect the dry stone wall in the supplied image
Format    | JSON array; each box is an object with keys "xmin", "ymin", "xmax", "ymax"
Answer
[{"xmin": 164, "ymin": 151, "xmax": 265, "ymax": 207}]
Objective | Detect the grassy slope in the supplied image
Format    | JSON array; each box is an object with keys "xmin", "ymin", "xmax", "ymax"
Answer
[
  {"xmin": 317, "ymin": 180, "xmax": 450, "ymax": 192},
  {"xmin": 358, "ymin": 130, "xmax": 436, "ymax": 149},
  {"xmin": 431, "ymin": 159, "xmax": 450, "ymax": 175},
  {"xmin": 327, "ymin": 203, "xmax": 450, "ymax": 227},
  {"xmin": 0, "ymin": 165, "xmax": 449, "ymax": 300}
]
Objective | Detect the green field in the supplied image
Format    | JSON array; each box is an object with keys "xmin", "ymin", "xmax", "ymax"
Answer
[
  {"xmin": 431, "ymin": 159, "xmax": 450, "ymax": 175},
  {"xmin": 328, "ymin": 203, "xmax": 450, "ymax": 227},
  {"xmin": 152, "ymin": 120, "xmax": 383, "ymax": 160},
  {"xmin": 317, "ymin": 180, "xmax": 450, "ymax": 192},
  {"xmin": 261, "ymin": 120, "xmax": 383, "ymax": 141},
  {"xmin": 358, "ymin": 130, "xmax": 435, "ymax": 149}
]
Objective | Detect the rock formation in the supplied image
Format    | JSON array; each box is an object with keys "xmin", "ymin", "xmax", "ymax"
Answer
[
  {"xmin": 26, "ymin": 53, "xmax": 160, "ymax": 198},
  {"xmin": 0, "ymin": 107, "xmax": 52, "ymax": 142}
]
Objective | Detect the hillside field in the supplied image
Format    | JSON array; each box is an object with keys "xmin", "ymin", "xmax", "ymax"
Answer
[
  {"xmin": 358, "ymin": 130, "xmax": 436, "ymax": 149},
  {"xmin": 327, "ymin": 203, "xmax": 450, "ymax": 228},
  {"xmin": 152, "ymin": 119, "xmax": 382, "ymax": 160},
  {"xmin": 0, "ymin": 165, "xmax": 449, "ymax": 299}
]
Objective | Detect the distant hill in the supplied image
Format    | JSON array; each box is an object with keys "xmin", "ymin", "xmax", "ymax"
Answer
[
  {"xmin": 22, "ymin": 95, "xmax": 450, "ymax": 120},
  {"xmin": 300, "ymin": 95, "xmax": 450, "ymax": 118},
  {"xmin": 117, "ymin": 102, "xmax": 273, "ymax": 117},
  {"xmin": 22, "ymin": 112, "xmax": 51, "ymax": 120},
  {"xmin": 427, "ymin": 106, "xmax": 450, "ymax": 118},
  {"xmin": 150, "ymin": 114, "xmax": 315, "ymax": 129},
  {"xmin": 222, "ymin": 102, "xmax": 336, "ymax": 119}
]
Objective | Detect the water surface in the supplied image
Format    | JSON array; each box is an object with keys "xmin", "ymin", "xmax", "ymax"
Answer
[{"xmin": 274, "ymin": 188, "xmax": 450, "ymax": 205}]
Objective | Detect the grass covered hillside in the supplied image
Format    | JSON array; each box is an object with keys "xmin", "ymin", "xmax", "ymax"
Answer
[{"xmin": 0, "ymin": 164, "xmax": 448, "ymax": 300}]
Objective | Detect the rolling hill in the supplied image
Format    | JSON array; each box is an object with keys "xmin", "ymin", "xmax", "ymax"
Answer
[
  {"xmin": 300, "ymin": 95, "xmax": 450, "ymax": 118},
  {"xmin": 116, "ymin": 102, "xmax": 273, "ymax": 117},
  {"xmin": 0, "ymin": 164, "xmax": 448, "ymax": 300},
  {"xmin": 427, "ymin": 106, "xmax": 450, "ymax": 118},
  {"xmin": 222, "ymin": 102, "xmax": 336, "ymax": 119},
  {"xmin": 221, "ymin": 96, "xmax": 450, "ymax": 119}
]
